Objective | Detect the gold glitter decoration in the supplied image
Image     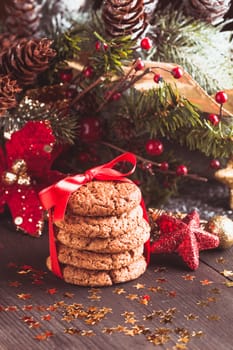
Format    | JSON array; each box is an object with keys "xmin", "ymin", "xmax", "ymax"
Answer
[
  {"xmin": 215, "ymin": 158, "xmax": 233, "ymax": 209},
  {"xmin": 2, "ymin": 159, "xmax": 31, "ymax": 186},
  {"xmin": 206, "ymin": 215, "xmax": 233, "ymax": 248}
]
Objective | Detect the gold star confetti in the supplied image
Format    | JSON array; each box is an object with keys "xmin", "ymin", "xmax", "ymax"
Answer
[
  {"xmin": 200, "ymin": 279, "xmax": 213, "ymax": 286},
  {"xmin": 221, "ymin": 269, "xmax": 233, "ymax": 277},
  {"xmin": 154, "ymin": 266, "xmax": 167, "ymax": 273},
  {"xmin": 80, "ymin": 330, "xmax": 95, "ymax": 337},
  {"xmin": 224, "ymin": 280, "xmax": 233, "ymax": 287},
  {"xmin": 8, "ymin": 281, "xmax": 22, "ymax": 287},
  {"xmin": 113, "ymin": 288, "xmax": 126, "ymax": 295},
  {"xmin": 63, "ymin": 292, "xmax": 74, "ymax": 298},
  {"xmin": 182, "ymin": 274, "xmax": 196, "ymax": 281},
  {"xmin": 133, "ymin": 283, "xmax": 145, "ymax": 289},
  {"xmin": 47, "ymin": 288, "xmax": 57, "ymax": 295},
  {"xmin": 5, "ymin": 305, "xmax": 18, "ymax": 312},
  {"xmin": 210, "ymin": 287, "xmax": 221, "ymax": 294},
  {"xmin": 41, "ymin": 314, "xmax": 52, "ymax": 321},
  {"xmin": 88, "ymin": 294, "xmax": 101, "ymax": 301},
  {"xmin": 184, "ymin": 313, "xmax": 199, "ymax": 320},
  {"xmin": 216, "ymin": 257, "xmax": 226, "ymax": 264},
  {"xmin": 178, "ymin": 335, "xmax": 190, "ymax": 344},
  {"xmin": 125, "ymin": 294, "xmax": 138, "ymax": 300},
  {"xmin": 206, "ymin": 314, "xmax": 221, "ymax": 321},
  {"xmin": 17, "ymin": 293, "xmax": 32, "ymax": 300},
  {"xmin": 35, "ymin": 331, "xmax": 53, "ymax": 341}
]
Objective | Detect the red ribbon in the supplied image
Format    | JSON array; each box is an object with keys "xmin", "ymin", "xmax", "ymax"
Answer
[{"xmin": 39, "ymin": 152, "xmax": 150, "ymax": 279}]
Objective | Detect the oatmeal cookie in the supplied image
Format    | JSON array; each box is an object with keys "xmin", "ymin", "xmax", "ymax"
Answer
[
  {"xmin": 67, "ymin": 180, "xmax": 141, "ymax": 216},
  {"xmin": 56, "ymin": 219, "xmax": 150, "ymax": 253},
  {"xmin": 46, "ymin": 255, "xmax": 147, "ymax": 286},
  {"xmin": 55, "ymin": 205, "xmax": 143, "ymax": 239},
  {"xmin": 57, "ymin": 243, "xmax": 144, "ymax": 270}
]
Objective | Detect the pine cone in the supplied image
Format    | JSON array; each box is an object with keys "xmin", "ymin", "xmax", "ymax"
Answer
[
  {"xmin": 183, "ymin": 0, "xmax": 231, "ymax": 24},
  {"xmin": 0, "ymin": 75, "xmax": 21, "ymax": 116},
  {"xmin": 102, "ymin": 0, "xmax": 148, "ymax": 39},
  {"xmin": 0, "ymin": 33, "xmax": 18, "ymax": 52},
  {"xmin": 0, "ymin": 38, "xmax": 56, "ymax": 87},
  {"xmin": 4, "ymin": 0, "xmax": 42, "ymax": 38}
]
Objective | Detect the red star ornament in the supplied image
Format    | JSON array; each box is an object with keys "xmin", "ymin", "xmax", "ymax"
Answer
[
  {"xmin": 151, "ymin": 210, "xmax": 220, "ymax": 270},
  {"xmin": 0, "ymin": 121, "xmax": 64, "ymax": 236}
]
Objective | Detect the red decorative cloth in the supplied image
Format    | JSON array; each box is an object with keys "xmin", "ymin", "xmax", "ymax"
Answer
[
  {"xmin": 0, "ymin": 121, "xmax": 64, "ymax": 236},
  {"xmin": 151, "ymin": 210, "xmax": 220, "ymax": 270},
  {"xmin": 39, "ymin": 152, "xmax": 151, "ymax": 279}
]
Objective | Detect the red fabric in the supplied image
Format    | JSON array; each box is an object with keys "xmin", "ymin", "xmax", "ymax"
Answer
[{"xmin": 39, "ymin": 152, "xmax": 150, "ymax": 279}]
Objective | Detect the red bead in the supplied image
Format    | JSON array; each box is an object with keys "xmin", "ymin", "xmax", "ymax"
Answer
[
  {"xmin": 59, "ymin": 70, "xmax": 73, "ymax": 83},
  {"xmin": 135, "ymin": 58, "xmax": 145, "ymax": 71},
  {"xmin": 140, "ymin": 37, "xmax": 152, "ymax": 50},
  {"xmin": 145, "ymin": 139, "xmax": 164, "ymax": 156},
  {"xmin": 208, "ymin": 113, "xmax": 219, "ymax": 126},
  {"xmin": 210, "ymin": 159, "xmax": 220, "ymax": 169},
  {"xmin": 83, "ymin": 66, "xmax": 94, "ymax": 78},
  {"xmin": 172, "ymin": 67, "xmax": 183, "ymax": 79},
  {"xmin": 176, "ymin": 164, "xmax": 188, "ymax": 176},
  {"xmin": 153, "ymin": 73, "xmax": 163, "ymax": 83},
  {"xmin": 159, "ymin": 161, "xmax": 169, "ymax": 171},
  {"xmin": 215, "ymin": 91, "xmax": 228, "ymax": 104},
  {"xmin": 79, "ymin": 116, "xmax": 101, "ymax": 143}
]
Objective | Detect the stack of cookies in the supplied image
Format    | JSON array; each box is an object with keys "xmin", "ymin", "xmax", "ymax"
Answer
[{"xmin": 46, "ymin": 180, "xmax": 150, "ymax": 287}]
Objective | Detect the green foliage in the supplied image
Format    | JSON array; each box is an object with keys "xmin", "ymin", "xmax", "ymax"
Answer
[
  {"xmin": 2, "ymin": 98, "xmax": 79, "ymax": 145},
  {"xmin": 104, "ymin": 82, "xmax": 233, "ymax": 160},
  {"xmin": 147, "ymin": 5, "xmax": 233, "ymax": 93}
]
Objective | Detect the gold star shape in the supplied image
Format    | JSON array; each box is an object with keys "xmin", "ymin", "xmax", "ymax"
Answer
[
  {"xmin": 215, "ymin": 158, "xmax": 233, "ymax": 209},
  {"xmin": 133, "ymin": 283, "xmax": 145, "ymax": 290}
]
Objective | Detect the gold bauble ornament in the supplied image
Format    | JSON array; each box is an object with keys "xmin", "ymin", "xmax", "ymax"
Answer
[{"xmin": 206, "ymin": 215, "xmax": 233, "ymax": 249}]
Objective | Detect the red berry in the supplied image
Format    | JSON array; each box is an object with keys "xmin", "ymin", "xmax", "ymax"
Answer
[
  {"xmin": 59, "ymin": 70, "xmax": 73, "ymax": 83},
  {"xmin": 172, "ymin": 67, "xmax": 183, "ymax": 79},
  {"xmin": 95, "ymin": 41, "xmax": 101, "ymax": 51},
  {"xmin": 140, "ymin": 37, "xmax": 152, "ymax": 50},
  {"xmin": 145, "ymin": 139, "xmax": 164, "ymax": 156},
  {"xmin": 83, "ymin": 66, "xmax": 94, "ymax": 78},
  {"xmin": 103, "ymin": 43, "xmax": 108, "ymax": 51},
  {"xmin": 153, "ymin": 73, "xmax": 163, "ymax": 83},
  {"xmin": 135, "ymin": 58, "xmax": 145, "ymax": 71},
  {"xmin": 79, "ymin": 116, "xmax": 101, "ymax": 143},
  {"xmin": 111, "ymin": 92, "xmax": 121, "ymax": 101},
  {"xmin": 210, "ymin": 159, "xmax": 220, "ymax": 169},
  {"xmin": 159, "ymin": 161, "xmax": 169, "ymax": 171},
  {"xmin": 215, "ymin": 91, "xmax": 228, "ymax": 104},
  {"xmin": 176, "ymin": 164, "xmax": 188, "ymax": 176},
  {"xmin": 142, "ymin": 294, "xmax": 150, "ymax": 301},
  {"xmin": 208, "ymin": 113, "xmax": 220, "ymax": 126},
  {"xmin": 65, "ymin": 87, "xmax": 76, "ymax": 99},
  {"xmin": 77, "ymin": 152, "xmax": 90, "ymax": 162}
]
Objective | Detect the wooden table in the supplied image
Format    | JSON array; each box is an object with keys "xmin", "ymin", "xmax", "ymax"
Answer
[{"xmin": 0, "ymin": 213, "xmax": 232, "ymax": 350}]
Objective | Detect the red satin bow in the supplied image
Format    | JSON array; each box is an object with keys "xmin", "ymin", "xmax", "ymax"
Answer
[{"xmin": 39, "ymin": 152, "xmax": 150, "ymax": 279}]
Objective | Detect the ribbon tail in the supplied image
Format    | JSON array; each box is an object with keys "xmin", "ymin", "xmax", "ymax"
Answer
[
  {"xmin": 48, "ymin": 210, "xmax": 63, "ymax": 279},
  {"xmin": 140, "ymin": 198, "xmax": 151, "ymax": 265}
]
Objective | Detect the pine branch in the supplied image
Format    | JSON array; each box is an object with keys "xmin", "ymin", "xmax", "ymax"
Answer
[{"xmin": 147, "ymin": 5, "xmax": 233, "ymax": 93}]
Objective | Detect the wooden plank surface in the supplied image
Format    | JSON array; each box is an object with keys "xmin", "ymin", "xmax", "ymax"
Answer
[{"xmin": 0, "ymin": 214, "xmax": 233, "ymax": 350}]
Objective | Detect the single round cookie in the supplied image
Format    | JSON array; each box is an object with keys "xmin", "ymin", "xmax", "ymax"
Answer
[
  {"xmin": 46, "ymin": 256, "xmax": 147, "ymax": 287},
  {"xmin": 55, "ymin": 205, "xmax": 143, "ymax": 239},
  {"xmin": 67, "ymin": 180, "xmax": 142, "ymax": 216},
  {"xmin": 56, "ymin": 219, "xmax": 150, "ymax": 253},
  {"xmin": 57, "ymin": 243, "xmax": 144, "ymax": 270}
]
